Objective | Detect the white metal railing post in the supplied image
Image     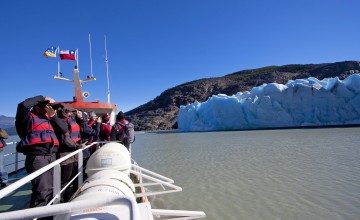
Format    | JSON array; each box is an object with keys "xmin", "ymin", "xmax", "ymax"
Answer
[
  {"xmin": 77, "ymin": 150, "xmax": 84, "ymax": 186},
  {"xmin": 53, "ymin": 164, "xmax": 61, "ymax": 204}
]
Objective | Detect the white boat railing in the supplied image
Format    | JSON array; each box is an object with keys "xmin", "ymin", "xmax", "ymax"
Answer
[
  {"xmin": 0, "ymin": 141, "xmax": 206, "ymax": 219},
  {"xmin": 3, "ymin": 141, "xmax": 24, "ymax": 173},
  {"xmin": 131, "ymin": 164, "xmax": 182, "ymax": 198},
  {"xmin": 0, "ymin": 141, "xmax": 90, "ymax": 201}
]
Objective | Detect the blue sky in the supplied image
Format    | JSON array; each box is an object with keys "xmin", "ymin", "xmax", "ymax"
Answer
[{"xmin": 1, "ymin": 0, "xmax": 359, "ymax": 117}]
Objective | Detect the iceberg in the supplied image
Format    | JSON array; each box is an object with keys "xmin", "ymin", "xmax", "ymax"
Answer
[{"xmin": 178, "ymin": 74, "xmax": 360, "ymax": 131}]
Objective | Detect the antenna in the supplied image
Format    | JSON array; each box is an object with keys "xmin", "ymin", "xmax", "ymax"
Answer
[
  {"xmin": 89, "ymin": 33, "xmax": 93, "ymax": 77},
  {"xmin": 105, "ymin": 34, "xmax": 111, "ymax": 104}
]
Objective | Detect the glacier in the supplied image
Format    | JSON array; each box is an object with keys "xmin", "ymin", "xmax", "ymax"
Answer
[{"xmin": 178, "ymin": 74, "xmax": 360, "ymax": 131}]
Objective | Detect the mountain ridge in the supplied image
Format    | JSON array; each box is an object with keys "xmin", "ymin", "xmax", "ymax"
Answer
[{"xmin": 125, "ymin": 61, "xmax": 360, "ymax": 131}]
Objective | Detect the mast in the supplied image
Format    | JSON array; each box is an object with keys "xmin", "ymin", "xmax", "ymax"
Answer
[
  {"xmin": 105, "ymin": 35, "xmax": 111, "ymax": 104},
  {"xmin": 73, "ymin": 66, "xmax": 83, "ymax": 102},
  {"xmin": 89, "ymin": 34, "xmax": 93, "ymax": 77},
  {"xmin": 50, "ymin": 39, "xmax": 116, "ymax": 123}
]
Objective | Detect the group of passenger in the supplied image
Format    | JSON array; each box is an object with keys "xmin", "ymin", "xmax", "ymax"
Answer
[{"xmin": 13, "ymin": 95, "xmax": 131, "ymax": 219}]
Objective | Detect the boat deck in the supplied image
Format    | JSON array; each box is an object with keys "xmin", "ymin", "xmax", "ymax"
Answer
[{"xmin": 0, "ymin": 169, "xmax": 30, "ymax": 212}]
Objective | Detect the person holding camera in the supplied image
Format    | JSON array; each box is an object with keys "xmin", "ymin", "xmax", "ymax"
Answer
[
  {"xmin": 56, "ymin": 104, "xmax": 86, "ymax": 202},
  {"xmin": 15, "ymin": 95, "xmax": 67, "ymax": 216}
]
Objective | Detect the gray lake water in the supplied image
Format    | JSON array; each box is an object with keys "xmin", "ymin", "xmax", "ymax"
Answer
[
  {"xmin": 131, "ymin": 127, "xmax": 360, "ymax": 220},
  {"xmin": 4, "ymin": 127, "xmax": 360, "ymax": 219}
]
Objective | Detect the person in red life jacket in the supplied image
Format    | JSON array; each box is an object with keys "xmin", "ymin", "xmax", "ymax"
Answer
[
  {"xmin": 110, "ymin": 111, "xmax": 135, "ymax": 152},
  {"xmin": 56, "ymin": 104, "xmax": 86, "ymax": 202},
  {"xmin": 87, "ymin": 111, "xmax": 101, "ymax": 152},
  {"xmin": 99, "ymin": 113, "xmax": 112, "ymax": 142},
  {"xmin": 87, "ymin": 111, "xmax": 101, "ymax": 141},
  {"xmin": 15, "ymin": 95, "xmax": 68, "ymax": 214},
  {"xmin": 0, "ymin": 128, "xmax": 9, "ymax": 188},
  {"xmin": 74, "ymin": 110, "xmax": 99, "ymax": 180}
]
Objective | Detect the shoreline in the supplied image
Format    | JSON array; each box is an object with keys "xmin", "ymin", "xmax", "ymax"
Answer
[{"xmin": 176, "ymin": 123, "xmax": 360, "ymax": 133}]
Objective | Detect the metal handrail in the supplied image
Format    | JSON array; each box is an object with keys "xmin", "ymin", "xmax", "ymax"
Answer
[
  {"xmin": 0, "ymin": 142, "xmax": 98, "ymax": 201},
  {"xmin": 0, "ymin": 197, "xmax": 140, "ymax": 220},
  {"xmin": 131, "ymin": 163, "xmax": 175, "ymax": 183},
  {"xmin": 130, "ymin": 163, "xmax": 183, "ymax": 198},
  {"xmin": 0, "ymin": 141, "xmax": 183, "ymax": 201},
  {"xmin": 131, "ymin": 170, "xmax": 182, "ymax": 198}
]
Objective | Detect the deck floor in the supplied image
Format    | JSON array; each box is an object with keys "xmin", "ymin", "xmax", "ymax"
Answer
[{"xmin": 0, "ymin": 169, "xmax": 31, "ymax": 212}]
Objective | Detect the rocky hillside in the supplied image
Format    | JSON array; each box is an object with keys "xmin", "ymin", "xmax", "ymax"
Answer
[
  {"xmin": 125, "ymin": 61, "xmax": 360, "ymax": 131},
  {"xmin": 0, "ymin": 115, "xmax": 16, "ymax": 135}
]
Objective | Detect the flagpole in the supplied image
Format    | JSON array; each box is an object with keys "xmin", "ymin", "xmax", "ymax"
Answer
[
  {"xmin": 57, "ymin": 46, "xmax": 60, "ymax": 77},
  {"xmin": 76, "ymin": 48, "xmax": 79, "ymax": 69},
  {"xmin": 89, "ymin": 34, "xmax": 93, "ymax": 77},
  {"xmin": 105, "ymin": 34, "xmax": 110, "ymax": 104}
]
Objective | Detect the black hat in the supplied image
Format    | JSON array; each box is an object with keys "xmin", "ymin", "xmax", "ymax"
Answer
[
  {"xmin": 36, "ymin": 100, "xmax": 50, "ymax": 108},
  {"xmin": 117, "ymin": 111, "xmax": 125, "ymax": 120}
]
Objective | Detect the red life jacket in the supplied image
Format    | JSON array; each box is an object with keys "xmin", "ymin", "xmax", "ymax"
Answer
[
  {"xmin": 0, "ymin": 139, "xmax": 5, "ymax": 149},
  {"xmin": 115, "ymin": 119, "xmax": 128, "ymax": 140},
  {"xmin": 99, "ymin": 122, "xmax": 112, "ymax": 140},
  {"xmin": 88, "ymin": 120, "xmax": 95, "ymax": 127},
  {"xmin": 62, "ymin": 118, "xmax": 81, "ymax": 143},
  {"xmin": 19, "ymin": 112, "xmax": 59, "ymax": 147}
]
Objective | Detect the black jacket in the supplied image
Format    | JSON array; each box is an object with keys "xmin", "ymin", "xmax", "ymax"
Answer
[{"xmin": 15, "ymin": 95, "xmax": 68, "ymax": 155}]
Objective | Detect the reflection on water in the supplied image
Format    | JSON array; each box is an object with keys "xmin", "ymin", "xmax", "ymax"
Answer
[{"xmin": 132, "ymin": 127, "xmax": 360, "ymax": 220}]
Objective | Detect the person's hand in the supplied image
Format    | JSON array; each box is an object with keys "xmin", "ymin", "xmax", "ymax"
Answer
[
  {"xmin": 97, "ymin": 117, "xmax": 102, "ymax": 123},
  {"xmin": 44, "ymin": 97, "xmax": 55, "ymax": 103},
  {"xmin": 45, "ymin": 105, "xmax": 56, "ymax": 118},
  {"xmin": 81, "ymin": 141, "xmax": 88, "ymax": 148}
]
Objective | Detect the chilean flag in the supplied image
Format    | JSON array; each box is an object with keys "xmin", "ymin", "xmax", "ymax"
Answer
[{"xmin": 60, "ymin": 50, "xmax": 77, "ymax": 60}]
